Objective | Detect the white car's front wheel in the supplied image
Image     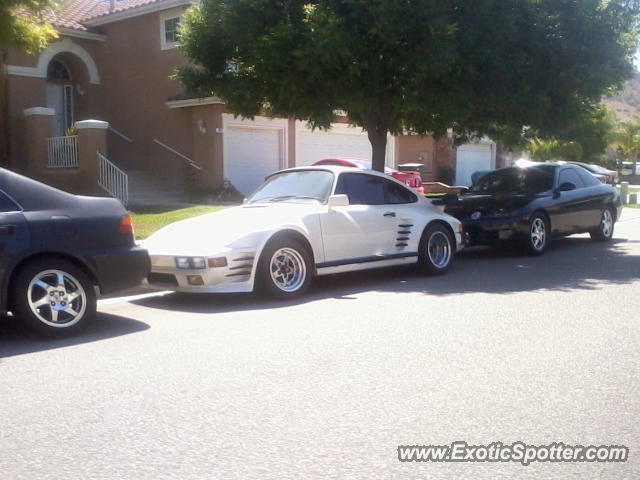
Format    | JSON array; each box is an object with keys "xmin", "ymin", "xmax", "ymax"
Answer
[{"xmin": 258, "ymin": 238, "xmax": 312, "ymax": 299}]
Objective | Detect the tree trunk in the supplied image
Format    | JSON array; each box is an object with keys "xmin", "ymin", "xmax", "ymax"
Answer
[{"xmin": 368, "ymin": 127, "xmax": 388, "ymax": 172}]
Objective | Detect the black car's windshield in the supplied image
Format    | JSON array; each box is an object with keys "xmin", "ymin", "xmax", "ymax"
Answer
[
  {"xmin": 248, "ymin": 170, "xmax": 334, "ymax": 204},
  {"xmin": 471, "ymin": 166, "xmax": 555, "ymax": 194}
]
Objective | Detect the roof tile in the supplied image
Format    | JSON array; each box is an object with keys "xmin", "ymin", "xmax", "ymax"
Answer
[{"xmin": 40, "ymin": 0, "xmax": 178, "ymax": 31}]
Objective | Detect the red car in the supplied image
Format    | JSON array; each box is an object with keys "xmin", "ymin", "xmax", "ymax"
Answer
[{"xmin": 312, "ymin": 158, "xmax": 425, "ymax": 194}]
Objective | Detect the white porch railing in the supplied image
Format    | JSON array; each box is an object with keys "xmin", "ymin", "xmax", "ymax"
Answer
[
  {"xmin": 98, "ymin": 152, "xmax": 129, "ymax": 206},
  {"xmin": 47, "ymin": 135, "xmax": 79, "ymax": 168}
]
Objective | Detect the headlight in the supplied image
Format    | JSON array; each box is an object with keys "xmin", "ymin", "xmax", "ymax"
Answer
[
  {"xmin": 175, "ymin": 257, "xmax": 191, "ymax": 269},
  {"xmin": 175, "ymin": 257, "xmax": 206, "ymax": 269},
  {"xmin": 191, "ymin": 257, "xmax": 207, "ymax": 269}
]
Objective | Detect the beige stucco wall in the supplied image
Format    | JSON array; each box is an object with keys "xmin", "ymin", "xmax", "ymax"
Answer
[
  {"xmin": 98, "ymin": 9, "xmax": 192, "ymax": 177},
  {"xmin": 5, "ymin": 7, "xmax": 195, "ymax": 181},
  {"xmin": 190, "ymin": 104, "xmax": 224, "ymax": 188}
]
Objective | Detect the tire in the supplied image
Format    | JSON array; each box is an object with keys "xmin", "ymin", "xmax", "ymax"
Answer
[
  {"xmin": 10, "ymin": 259, "xmax": 96, "ymax": 337},
  {"xmin": 523, "ymin": 213, "xmax": 549, "ymax": 256},
  {"xmin": 590, "ymin": 207, "xmax": 615, "ymax": 242},
  {"xmin": 257, "ymin": 238, "xmax": 312, "ymax": 299},
  {"xmin": 418, "ymin": 224, "xmax": 454, "ymax": 275}
]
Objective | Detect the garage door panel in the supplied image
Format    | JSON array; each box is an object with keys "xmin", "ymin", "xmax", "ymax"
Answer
[
  {"xmin": 225, "ymin": 127, "xmax": 283, "ymax": 196},
  {"xmin": 455, "ymin": 144, "xmax": 494, "ymax": 186},
  {"xmin": 297, "ymin": 124, "xmax": 394, "ymax": 167},
  {"xmin": 297, "ymin": 131, "xmax": 373, "ymax": 166}
]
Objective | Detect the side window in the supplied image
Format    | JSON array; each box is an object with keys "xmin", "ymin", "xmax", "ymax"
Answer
[
  {"xmin": 558, "ymin": 168, "xmax": 585, "ymax": 189},
  {"xmin": 336, "ymin": 173, "xmax": 386, "ymax": 205},
  {"xmin": 575, "ymin": 167, "xmax": 601, "ymax": 187},
  {"xmin": 0, "ymin": 191, "xmax": 19, "ymax": 212},
  {"xmin": 384, "ymin": 178, "xmax": 418, "ymax": 204}
]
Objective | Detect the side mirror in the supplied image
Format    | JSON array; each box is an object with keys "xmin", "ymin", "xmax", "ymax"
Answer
[
  {"xmin": 557, "ymin": 182, "xmax": 576, "ymax": 192},
  {"xmin": 327, "ymin": 194, "xmax": 349, "ymax": 208}
]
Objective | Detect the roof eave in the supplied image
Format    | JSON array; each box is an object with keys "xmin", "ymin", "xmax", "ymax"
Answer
[{"xmin": 82, "ymin": 0, "xmax": 193, "ymax": 27}]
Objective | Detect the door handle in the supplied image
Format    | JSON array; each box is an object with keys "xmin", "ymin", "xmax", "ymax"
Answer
[
  {"xmin": 0, "ymin": 225, "xmax": 14, "ymax": 235},
  {"xmin": 383, "ymin": 212, "xmax": 396, "ymax": 217}
]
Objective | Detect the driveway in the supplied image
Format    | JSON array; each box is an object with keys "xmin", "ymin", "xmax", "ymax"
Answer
[{"xmin": 2, "ymin": 210, "xmax": 640, "ymax": 480}]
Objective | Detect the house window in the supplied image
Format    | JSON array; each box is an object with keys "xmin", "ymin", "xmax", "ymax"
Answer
[
  {"xmin": 160, "ymin": 9, "xmax": 183, "ymax": 50},
  {"xmin": 47, "ymin": 59, "xmax": 71, "ymax": 82},
  {"xmin": 164, "ymin": 18, "xmax": 179, "ymax": 43}
]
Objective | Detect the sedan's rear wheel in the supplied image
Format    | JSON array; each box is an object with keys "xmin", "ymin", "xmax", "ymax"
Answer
[
  {"xmin": 590, "ymin": 208, "xmax": 614, "ymax": 242},
  {"xmin": 524, "ymin": 213, "xmax": 549, "ymax": 256},
  {"xmin": 11, "ymin": 259, "xmax": 96, "ymax": 336},
  {"xmin": 418, "ymin": 224, "xmax": 454, "ymax": 275},
  {"xmin": 258, "ymin": 238, "xmax": 312, "ymax": 299}
]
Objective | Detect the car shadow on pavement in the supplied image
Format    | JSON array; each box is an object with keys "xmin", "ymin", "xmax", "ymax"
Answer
[
  {"xmin": 131, "ymin": 236, "xmax": 640, "ymax": 315},
  {"xmin": 0, "ymin": 313, "xmax": 150, "ymax": 358}
]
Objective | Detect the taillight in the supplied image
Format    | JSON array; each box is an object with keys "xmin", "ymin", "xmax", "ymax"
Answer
[{"xmin": 119, "ymin": 215, "xmax": 134, "ymax": 236}]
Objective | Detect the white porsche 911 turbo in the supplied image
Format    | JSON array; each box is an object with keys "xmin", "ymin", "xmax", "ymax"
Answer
[{"xmin": 143, "ymin": 166, "xmax": 466, "ymax": 298}]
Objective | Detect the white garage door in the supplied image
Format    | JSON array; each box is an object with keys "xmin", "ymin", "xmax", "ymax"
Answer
[
  {"xmin": 224, "ymin": 118, "xmax": 285, "ymax": 196},
  {"xmin": 455, "ymin": 143, "xmax": 495, "ymax": 186},
  {"xmin": 296, "ymin": 122, "xmax": 395, "ymax": 167}
]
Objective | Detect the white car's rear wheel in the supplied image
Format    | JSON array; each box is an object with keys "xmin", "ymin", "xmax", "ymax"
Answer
[
  {"xmin": 258, "ymin": 238, "xmax": 312, "ymax": 299},
  {"xmin": 418, "ymin": 224, "xmax": 454, "ymax": 275}
]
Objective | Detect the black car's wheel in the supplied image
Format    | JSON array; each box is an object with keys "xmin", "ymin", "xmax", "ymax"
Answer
[
  {"xmin": 590, "ymin": 207, "xmax": 615, "ymax": 242},
  {"xmin": 10, "ymin": 259, "xmax": 96, "ymax": 336},
  {"xmin": 257, "ymin": 238, "xmax": 312, "ymax": 299},
  {"xmin": 523, "ymin": 213, "xmax": 549, "ymax": 256},
  {"xmin": 418, "ymin": 224, "xmax": 454, "ymax": 275}
]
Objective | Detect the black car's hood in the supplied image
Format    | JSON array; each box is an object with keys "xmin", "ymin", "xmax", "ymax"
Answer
[{"xmin": 444, "ymin": 193, "xmax": 539, "ymax": 219}]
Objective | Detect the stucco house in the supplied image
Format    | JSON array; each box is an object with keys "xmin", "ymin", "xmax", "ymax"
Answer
[{"xmin": 2, "ymin": 0, "xmax": 469, "ymax": 204}]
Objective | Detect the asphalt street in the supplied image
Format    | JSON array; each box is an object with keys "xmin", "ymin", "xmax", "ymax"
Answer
[{"xmin": 2, "ymin": 210, "xmax": 640, "ymax": 480}]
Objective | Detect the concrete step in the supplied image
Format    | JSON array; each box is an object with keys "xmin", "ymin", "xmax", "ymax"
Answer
[{"xmin": 125, "ymin": 170, "xmax": 190, "ymax": 206}]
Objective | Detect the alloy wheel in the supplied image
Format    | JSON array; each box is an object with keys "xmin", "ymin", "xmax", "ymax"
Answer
[
  {"xmin": 530, "ymin": 217, "xmax": 546, "ymax": 251},
  {"xmin": 269, "ymin": 248, "xmax": 307, "ymax": 292},
  {"xmin": 601, "ymin": 209, "xmax": 613, "ymax": 238},
  {"xmin": 427, "ymin": 231, "xmax": 452, "ymax": 269},
  {"xmin": 27, "ymin": 269, "xmax": 87, "ymax": 327}
]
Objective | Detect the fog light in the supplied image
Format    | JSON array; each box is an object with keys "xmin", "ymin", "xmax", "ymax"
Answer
[
  {"xmin": 499, "ymin": 229, "xmax": 513, "ymax": 240},
  {"xmin": 187, "ymin": 275, "xmax": 204, "ymax": 286},
  {"xmin": 208, "ymin": 257, "xmax": 228, "ymax": 268},
  {"xmin": 175, "ymin": 257, "xmax": 190, "ymax": 269}
]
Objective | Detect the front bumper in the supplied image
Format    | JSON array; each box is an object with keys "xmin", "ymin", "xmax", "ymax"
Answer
[
  {"xmin": 143, "ymin": 251, "xmax": 257, "ymax": 293},
  {"xmin": 462, "ymin": 216, "xmax": 529, "ymax": 246},
  {"xmin": 455, "ymin": 231, "xmax": 467, "ymax": 252}
]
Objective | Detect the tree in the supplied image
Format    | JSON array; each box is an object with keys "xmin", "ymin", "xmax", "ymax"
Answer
[
  {"xmin": 525, "ymin": 104, "xmax": 616, "ymax": 161},
  {"xmin": 611, "ymin": 116, "xmax": 640, "ymax": 172},
  {"xmin": 0, "ymin": 0, "xmax": 58, "ymax": 54},
  {"xmin": 178, "ymin": 0, "xmax": 640, "ymax": 172}
]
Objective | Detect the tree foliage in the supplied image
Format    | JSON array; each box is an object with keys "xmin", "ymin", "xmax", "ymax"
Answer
[
  {"xmin": 611, "ymin": 115, "xmax": 640, "ymax": 169},
  {"xmin": 525, "ymin": 104, "xmax": 616, "ymax": 161},
  {"xmin": 0, "ymin": 0, "xmax": 58, "ymax": 54},
  {"xmin": 178, "ymin": 0, "xmax": 640, "ymax": 171}
]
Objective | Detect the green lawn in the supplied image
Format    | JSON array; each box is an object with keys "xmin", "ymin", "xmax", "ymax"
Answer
[{"xmin": 129, "ymin": 205, "xmax": 229, "ymax": 239}]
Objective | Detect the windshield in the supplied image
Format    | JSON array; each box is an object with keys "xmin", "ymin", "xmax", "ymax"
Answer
[
  {"xmin": 248, "ymin": 170, "xmax": 334, "ymax": 204},
  {"xmin": 471, "ymin": 167, "xmax": 555, "ymax": 194}
]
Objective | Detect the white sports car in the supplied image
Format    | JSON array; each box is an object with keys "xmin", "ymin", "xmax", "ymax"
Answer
[{"xmin": 143, "ymin": 166, "xmax": 466, "ymax": 298}]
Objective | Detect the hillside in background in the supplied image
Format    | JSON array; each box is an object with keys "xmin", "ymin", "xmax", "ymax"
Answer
[{"xmin": 605, "ymin": 72, "xmax": 640, "ymax": 120}]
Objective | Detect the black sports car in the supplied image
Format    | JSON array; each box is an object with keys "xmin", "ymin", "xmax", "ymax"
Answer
[
  {"xmin": 0, "ymin": 169, "xmax": 150, "ymax": 335},
  {"xmin": 443, "ymin": 164, "xmax": 622, "ymax": 255}
]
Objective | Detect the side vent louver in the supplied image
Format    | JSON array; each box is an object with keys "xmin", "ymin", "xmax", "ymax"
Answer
[
  {"xmin": 225, "ymin": 254, "xmax": 255, "ymax": 280},
  {"xmin": 396, "ymin": 221, "xmax": 414, "ymax": 249}
]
